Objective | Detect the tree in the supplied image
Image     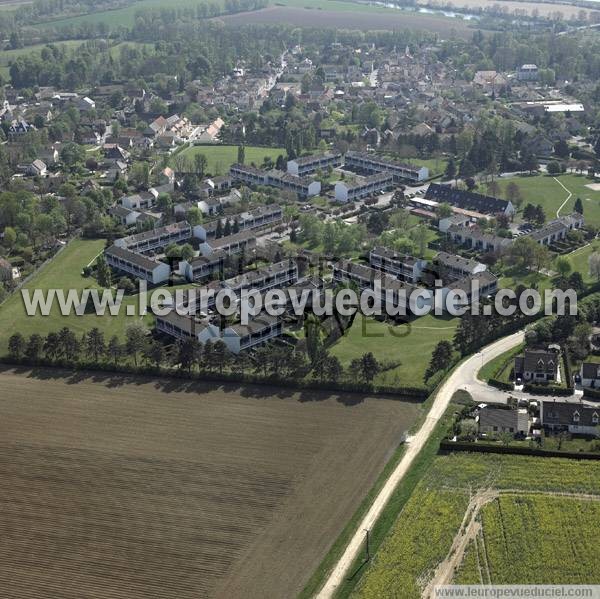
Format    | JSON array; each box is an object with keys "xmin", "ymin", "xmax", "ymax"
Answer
[
  {"xmin": 555, "ymin": 257, "xmax": 572, "ymax": 279},
  {"xmin": 534, "ymin": 204, "xmax": 546, "ymax": 225},
  {"xmin": 359, "ymin": 352, "xmax": 380, "ymax": 383},
  {"xmin": 459, "ymin": 157, "xmax": 476, "ymax": 178},
  {"xmin": 212, "ymin": 340, "xmax": 230, "ymax": 374},
  {"xmin": 324, "ymin": 355, "xmax": 343, "ymax": 382},
  {"xmin": 107, "ymin": 335, "xmax": 122, "ymax": 365},
  {"xmin": 589, "ymin": 252, "xmax": 600, "ymax": 281},
  {"xmin": 144, "ymin": 340, "xmax": 165, "ymax": 369},
  {"xmin": 435, "ymin": 203, "xmax": 453, "ymax": 219},
  {"xmin": 574, "ymin": 197, "xmax": 584, "ymax": 215},
  {"xmin": 554, "ymin": 139, "xmax": 570, "ymax": 159},
  {"xmin": 521, "ymin": 149, "xmax": 539, "ymax": 174},
  {"xmin": 523, "ymin": 203, "xmax": 537, "ymax": 222},
  {"xmin": 237, "ymin": 144, "xmax": 245, "ymax": 165},
  {"xmin": 8, "ymin": 332, "xmax": 25, "ymax": 359},
  {"xmin": 547, "ymin": 160, "xmax": 561, "ymax": 175},
  {"xmin": 95, "ymin": 255, "xmax": 112, "ymax": 288},
  {"xmin": 445, "ymin": 158, "xmax": 456, "ymax": 181},
  {"xmin": 177, "ymin": 338, "xmax": 199, "ymax": 372},
  {"xmin": 85, "ymin": 327, "xmax": 105, "ymax": 362},
  {"xmin": 2, "ymin": 226, "xmax": 16, "ymax": 253},
  {"xmin": 43, "ymin": 332, "xmax": 60, "ymax": 360},
  {"xmin": 25, "ymin": 333, "xmax": 43, "ymax": 361},
  {"xmin": 505, "ymin": 181, "xmax": 522, "ymax": 209},
  {"xmin": 58, "ymin": 327, "xmax": 80, "ymax": 361},
  {"xmin": 125, "ymin": 323, "xmax": 147, "ymax": 366},
  {"xmin": 304, "ymin": 314, "xmax": 323, "ymax": 364},
  {"xmin": 425, "ymin": 340, "xmax": 453, "ymax": 380}
]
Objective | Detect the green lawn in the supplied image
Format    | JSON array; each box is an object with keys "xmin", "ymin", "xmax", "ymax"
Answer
[
  {"xmin": 497, "ymin": 173, "xmax": 600, "ymax": 227},
  {"xmin": 477, "ymin": 342, "xmax": 523, "ymax": 382},
  {"xmin": 0, "ymin": 239, "xmax": 149, "ymax": 354},
  {"xmin": 562, "ymin": 238, "xmax": 600, "ymax": 283},
  {"xmin": 329, "ymin": 313, "xmax": 458, "ymax": 387},
  {"xmin": 175, "ymin": 145, "xmax": 286, "ymax": 177}
]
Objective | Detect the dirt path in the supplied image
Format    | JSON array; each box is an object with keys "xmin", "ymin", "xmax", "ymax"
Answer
[
  {"xmin": 422, "ymin": 487, "xmax": 600, "ymax": 596},
  {"xmin": 423, "ymin": 490, "xmax": 498, "ymax": 597},
  {"xmin": 316, "ymin": 330, "xmax": 525, "ymax": 598},
  {"xmin": 554, "ymin": 176, "xmax": 573, "ymax": 218}
]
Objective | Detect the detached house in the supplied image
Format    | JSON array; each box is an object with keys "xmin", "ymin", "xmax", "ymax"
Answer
[
  {"xmin": 580, "ymin": 362, "xmax": 600, "ymax": 389},
  {"xmin": 541, "ymin": 401, "xmax": 600, "ymax": 436},
  {"xmin": 514, "ymin": 347, "xmax": 560, "ymax": 383}
]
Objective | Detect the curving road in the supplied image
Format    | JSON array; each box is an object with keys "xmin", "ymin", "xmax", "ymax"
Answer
[{"xmin": 315, "ymin": 329, "xmax": 525, "ymax": 599}]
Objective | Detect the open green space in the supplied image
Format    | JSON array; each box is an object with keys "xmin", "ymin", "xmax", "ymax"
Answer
[
  {"xmin": 497, "ymin": 173, "xmax": 600, "ymax": 227},
  {"xmin": 175, "ymin": 144, "xmax": 286, "ymax": 177},
  {"xmin": 329, "ymin": 313, "xmax": 458, "ymax": 387},
  {"xmin": 0, "ymin": 238, "xmax": 148, "ymax": 353},
  {"xmin": 477, "ymin": 342, "xmax": 523, "ymax": 383},
  {"xmin": 352, "ymin": 452, "xmax": 600, "ymax": 598}
]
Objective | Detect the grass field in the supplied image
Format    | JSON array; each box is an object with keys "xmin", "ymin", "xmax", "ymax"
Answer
[
  {"xmin": 352, "ymin": 452, "xmax": 600, "ymax": 598},
  {"xmin": 329, "ymin": 314, "xmax": 458, "ymax": 387},
  {"xmin": 0, "ymin": 238, "xmax": 148, "ymax": 353},
  {"xmin": 0, "ymin": 367, "xmax": 419, "ymax": 598},
  {"xmin": 477, "ymin": 343, "xmax": 523, "ymax": 382},
  {"xmin": 497, "ymin": 173, "xmax": 600, "ymax": 227},
  {"xmin": 175, "ymin": 144, "xmax": 285, "ymax": 177}
]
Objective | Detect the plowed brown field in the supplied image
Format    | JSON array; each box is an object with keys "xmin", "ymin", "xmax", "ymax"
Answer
[{"xmin": 0, "ymin": 367, "xmax": 419, "ymax": 599}]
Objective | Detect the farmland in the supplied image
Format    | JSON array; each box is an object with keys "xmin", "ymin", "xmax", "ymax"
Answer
[
  {"xmin": 0, "ymin": 367, "xmax": 420, "ymax": 599},
  {"xmin": 457, "ymin": 495, "xmax": 600, "ymax": 585},
  {"xmin": 175, "ymin": 144, "xmax": 285, "ymax": 176},
  {"xmin": 219, "ymin": 5, "xmax": 477, "ymax": 37},
  {"xmin": 351, "ymin": 452, "xmax": 600, "ymax": 598}
]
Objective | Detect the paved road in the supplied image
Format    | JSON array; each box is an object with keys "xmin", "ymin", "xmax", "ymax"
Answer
[{"xmin": 315, "ymin": 329, "xmax": 525, "ymax": 599}]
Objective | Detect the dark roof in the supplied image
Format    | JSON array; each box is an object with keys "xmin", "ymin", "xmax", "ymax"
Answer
[
  {"xmin": 542, "ymin": 401, "xmax": 600, "ymax": 427},
  {"xmin": 371, "ymin": 246, "xmax": 420, "ymax": 267},
  {"xmin": 105, "ymin": 244, "xmax": 164, "ymax": 271},
  {"xmin": 479, "ymin": 406, "xmax": 518, "ymax": 429},
  {"xmin": 522, "ymin": 349, "xmax": 559, "ymax": 373},
  {"xmin": 581, "ymin": 362, "xmax": 600, "ymax": 380},
  {"xmin": 425, "ymin": 183, "xmax": 510, "ymax": 214}
]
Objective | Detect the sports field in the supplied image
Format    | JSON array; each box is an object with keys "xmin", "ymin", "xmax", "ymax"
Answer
[
  {"xmin": 352, "ymin": 452, "xmax": 600, "ymax": 598},
  {"xmin": 0, "ymin": 367, "xmax": 420, "ymax": 599},
  {"xmin": 176, "ymin": 144, "xmax": 285, "ymax": 176}
]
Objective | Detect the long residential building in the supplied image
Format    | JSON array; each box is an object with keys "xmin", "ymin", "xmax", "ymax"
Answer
[
  {"xmin": 287, "ymin": 152, "xmax": 343, "ymax": 176},
  {"xmin": 199, "ymin": 229, "xmax": 257, "ymax": 256},
  {"xmin": 344, "ymin": 150, "xmax": 429, "ymax": 182},
  {"xmin": 265, "ymin": 170, "xmax": 321, "ymax": 198},
  {"xmin": 335, "ymin": 173, "xmax": 393, "ymax": 202},
  {"xmin": 115, "ymin": 221, "xmax": 200, "ymax": 254},
  {"xmin": 155, "ymin": 311, "xmax": 220, "ymax": 343},
  {"xmin": 369, "ymin": 247, "xmax": 427, "ymax": 284},
  {"xmin": 447, "ymin": 224, "xmax": 513, "ymax": 254},
  {"xmin": 332, "ymin": 259, "xmax": 428, "ymax": 313},
  {"xmin": 224, "ymin": 260, "xmax": 298, "ymax": 295},
  {"xmin": 180, "ymin": 250, "xmax": 227, "ymax": 282},
  {"xmin": 529, "ymin": 213, "xmax": 584, "ymax": 245},
  {"xmin": 223, "ymin": 313, "xmax": 284, "ymax": 353},
  {"xmin": 433, "ymin": 251, "xmax": 487, "ymax": 280},
  {"xmin": 105, "ymin": 244, "xmax": 171, "ymax": 284},
  {"xmin": 230, "ymin": 163, "xmax": 321, "ymax": 198},
  {"xmin": 425, "ymin": 183, "xmax": 515, "ymax": 216},
  {"xmin": 197, "ymin": 204, "xmax": 283, "ymax": 241}
]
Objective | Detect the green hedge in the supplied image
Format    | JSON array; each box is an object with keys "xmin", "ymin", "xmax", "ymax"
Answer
[
  {"xmin": 583, "ymin": 387, "xmax": 600, "ymax": 399},
  {"xmin": 522, "ymin": 383, "xmax": 574, "ymax": 396},
  {"xmin": 488, "ymin": 378, "xmax": 514, "ymax": 391}
]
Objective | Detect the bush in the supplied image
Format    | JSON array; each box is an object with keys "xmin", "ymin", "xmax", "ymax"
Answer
[
  {"xmin": 523, "ymin": 383, "xmax": 574, "ymax": 396},
  {"xmin": 488, "ymin": 378, "xmax": 513, "ymax": 391}
]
